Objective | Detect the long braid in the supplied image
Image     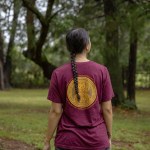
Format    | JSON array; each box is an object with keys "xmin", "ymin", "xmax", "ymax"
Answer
[
  {"xmin": 70, "ymin": 52, "xmax": 81, "ymax": 102},
  {"xmin": 66, "ymin": 28, "xmax": 89, "ymax": 101}
]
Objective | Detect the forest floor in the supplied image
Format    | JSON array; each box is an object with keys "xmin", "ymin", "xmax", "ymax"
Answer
[
  {"xmin": 0, "ymin": 137, "xmax": 37, "ymax": 150},
  {"xmin": 0, "ymin": 89, "xmax": 149, "ymax": 150}
]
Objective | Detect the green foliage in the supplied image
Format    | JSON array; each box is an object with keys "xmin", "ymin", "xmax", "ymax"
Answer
[
  {"xmin": 137, "ymin": 23, "xmax": 150, "ymax": 72},
  {"xmin": 11, "ymin": 48, "xmax": 47, "ymax": 88},
  {"xmin": 1, "ymin": 0, "xmax": 149, "ymax": 90},
  {"xmin": 136, "ymin": 73, "xmax": 150, "ymax": 88}
]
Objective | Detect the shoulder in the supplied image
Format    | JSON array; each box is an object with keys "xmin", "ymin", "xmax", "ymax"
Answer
[
  {"xmin": 52, "ymin": 62, "xmax": 70, "ymax": 74},
  {"xmin": 90, "ymin": 61, "xmax": 108, "ymax": 71}
]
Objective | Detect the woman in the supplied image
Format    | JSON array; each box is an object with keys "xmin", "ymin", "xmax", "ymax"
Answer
[{"xmin": 43, "ymin": 28, "xmax": 114, "ymax": 150}]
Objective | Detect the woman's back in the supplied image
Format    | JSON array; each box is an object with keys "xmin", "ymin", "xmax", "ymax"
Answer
[{"xmin": 47, "ymin": 60, "xmax": 114, "ymax": 150}]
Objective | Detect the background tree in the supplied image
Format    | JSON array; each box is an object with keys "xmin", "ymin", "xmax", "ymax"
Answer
[
  {"xmin": 0, "ymin": 0, "xmax": 21, "ymax": 88},
  {"xmin": 0, "ymin": 30, "xmax": 4, "ymax": 90},
  {"xmin": 103, "ymin": 0, "xmax": 125, "ymax": 105},
  {"xmin": 125, "ymin": 0, "xmax": 150, "ymax": 108},
  {"xmin": 22, "ymin": 0, "xmax": 64, "ymax": 79}
]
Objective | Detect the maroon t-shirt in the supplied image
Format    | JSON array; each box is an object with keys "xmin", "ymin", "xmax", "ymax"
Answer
[{"xmin": 47, "ymin": 60, "xmax": 114, "ymax": 150}]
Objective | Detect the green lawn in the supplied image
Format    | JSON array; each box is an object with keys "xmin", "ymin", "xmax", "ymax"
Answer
[{"xmin": 0, "ymin": 89, "xmax": 150, "ymax": 150}]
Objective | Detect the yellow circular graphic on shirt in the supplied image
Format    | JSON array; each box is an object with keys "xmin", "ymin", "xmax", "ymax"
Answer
[{"xmin": 67, "ymin": 75, "xmax": 97, "ymax": 109}]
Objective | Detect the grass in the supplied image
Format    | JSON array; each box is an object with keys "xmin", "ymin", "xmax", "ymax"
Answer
[
  {"xmin": 0, "ymin": 89, "xmax": 150, "ymax": 150},
  {"xmin": 0, "ymin": 89, "xmax": 49, "ymax": 149}
]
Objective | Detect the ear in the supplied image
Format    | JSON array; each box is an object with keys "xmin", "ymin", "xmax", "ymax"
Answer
[
  {"xmin": 85, "ymin": 42, "xmax": 91, "ymax": 52},
  {"xmin": 85, "ymin": 45, "xmax": 88, "ymax": 51}
]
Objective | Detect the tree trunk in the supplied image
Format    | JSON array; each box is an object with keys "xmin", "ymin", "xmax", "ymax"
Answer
[
  {"xmin": 127, "ymin": 25, "xmax": 137, "ymax": 108},
  {"xmin": 103, "ymin": 0, "xmax": 124, "ymax": 105},
  {"xmin": 4, "ymin": 0, "xmax": 21, "ymax": 88},
  {"xmin": 0, "ymin": 61, "xmax": 4, "ymax": 90},
  {"xmin": 0, "ymin": 30, "xmax": 4, "ymax": 90},
  {"xmin": 23, "ymin": 0, "xmax": 56, "ymax": 79},
  {"xmin": 25, "ymin": 0, "xmax": 36, "ymax": 60}
]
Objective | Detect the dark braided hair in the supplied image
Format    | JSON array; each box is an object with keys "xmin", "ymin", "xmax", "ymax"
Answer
[
  {"xmin": 70, "ymin": 52, "xmax": 80, "ymax": 101},
  {"xmin": 66, "ymin": 28, "xmax": 90, "ymax": 102}
]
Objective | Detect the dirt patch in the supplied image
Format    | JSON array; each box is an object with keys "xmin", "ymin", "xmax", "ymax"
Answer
[
  {"xmin": 113, "ymin": 140, "xmax": 138, "ymax": 150},
  {"xmin": 144, "ymin": 131, "xmax": 150, "ymax": 136},
  {"xmin": 0, "ymin": 138, "xmax": 39, "ymax": 150}
]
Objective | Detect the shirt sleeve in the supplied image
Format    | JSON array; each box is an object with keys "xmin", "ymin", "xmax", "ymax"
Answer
[
  {"xmin": 47, "ymin": 70, "xmax": 62, "ymax": 103},
  {"xmin": 101, "ymin": 67, "xmax": 115, "ymax": 102}
]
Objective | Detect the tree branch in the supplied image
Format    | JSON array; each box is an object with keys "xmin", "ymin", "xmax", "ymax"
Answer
[
  {"xmin": 22, "ymin": 0, "xmax": 46, "ymax": 25},
  {"xmin": 23, "ymin": 0, "xmax": 57, "ymax": 79},
  {"xmin": 25, "ymin": 0, "xmax": 36, "ymax": 60},
  {"xmin": 45, "ymin": 0, "xmax": 55, "ymax": 23},
  {"xmin": 48, "ymin": 7, "xmax": 64, "ymax": 22},
  {"xmin": 90, "ymin": 14, "xmax": 105, "ymax": 19}
]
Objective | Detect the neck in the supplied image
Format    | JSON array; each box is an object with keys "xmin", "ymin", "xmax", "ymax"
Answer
[{"xmin": 75, "ymin": 52, "xmax": 89, "ymax": 62}]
